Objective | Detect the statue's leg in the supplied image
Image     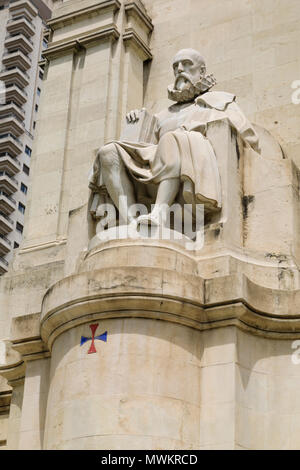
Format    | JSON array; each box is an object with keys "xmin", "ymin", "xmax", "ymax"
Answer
[
  {"xmin": 138, "ymin": 130, "xmax": 181, "ymax": 226},
  {"xmin": 138, "ymin": 178, "xmax": 180, "ymax": 226},
  {"xmin": 98, "ymin": 143, "xmax": 136, "ymax": 224}
]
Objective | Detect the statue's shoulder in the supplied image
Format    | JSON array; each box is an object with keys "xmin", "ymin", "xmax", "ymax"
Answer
[
  {"xmin": 155, "ymin": 103, "xmax": 178, "ymax": 121},
  {"xmin": 196, "ymin": 91, "xmax": 236, "ymax": 111}
]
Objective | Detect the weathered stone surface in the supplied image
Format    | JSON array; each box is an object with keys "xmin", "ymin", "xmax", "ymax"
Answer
[{"xmin": 1, "ymin": 0, "xmax": 300, "ymax": 450}]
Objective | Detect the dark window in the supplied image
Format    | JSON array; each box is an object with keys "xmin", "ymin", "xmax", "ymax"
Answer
[
  {"xmin": 39, "ymin": 71, "xmax": 44, "ymax": 80},
  {"xmin": 23, "ymin": 164, "xmax": 30, "ymax": 175},
  {"xmin": 37, "ymin": 87, "xmax": 41, "ymax": 96},
  {"xmin": 33, "ymin": 121, "xmax": 36, "ymax": 129},
  {"xmin": 16, "ymin": 222, "xmax": 23, "ymax": 233},
  {"xmin": 25, "ymin": 145, "xmax": 32, "ymax": 156},
  {"xmin": 14, "ymin": 242, "xmax": 19, "ymax": 249},
  {"xmin": 21, "ymin": 183, "xmax": 27, "ymax": 194},
  {"xmin": 18, "ymin": 202, "xmax": 25, "ymax": 214},
  {"xmin": 35, "ymin": 104, "xmax": 38, "ymax": 112}
]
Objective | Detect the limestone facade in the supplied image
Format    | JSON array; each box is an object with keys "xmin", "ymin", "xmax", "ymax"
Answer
[{"xmin": 0, "ymin": 0, "xmax": 300, "ymax": 450}]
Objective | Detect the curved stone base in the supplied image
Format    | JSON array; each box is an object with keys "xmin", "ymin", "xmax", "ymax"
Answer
[
  {"xmin": 40, "ymin": 239, "xmax": 300, "ymax": 449},
  {"xmin": 43, "ymin": 317, "xmax": 203, "ymax": 450}
]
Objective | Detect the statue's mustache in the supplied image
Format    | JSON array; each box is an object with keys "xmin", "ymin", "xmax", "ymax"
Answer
[{"xmin": 174, "ymin": 73, "xmax": 194, "ymax": 87}]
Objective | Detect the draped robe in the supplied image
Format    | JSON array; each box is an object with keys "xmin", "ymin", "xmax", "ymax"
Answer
[{"xmin": 89, "ymin": 91, "xmax": 260, "ymax": 216}]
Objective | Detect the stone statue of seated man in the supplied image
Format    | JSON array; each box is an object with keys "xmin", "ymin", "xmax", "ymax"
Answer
[{"xmin": 89, "ymin": 48, "xmax": 260, "ymax": 231}]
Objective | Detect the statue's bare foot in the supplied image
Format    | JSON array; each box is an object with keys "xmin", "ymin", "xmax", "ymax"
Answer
[{"xmin": 137, "ymin": 213, "xmax": 161, "ymax": 227}]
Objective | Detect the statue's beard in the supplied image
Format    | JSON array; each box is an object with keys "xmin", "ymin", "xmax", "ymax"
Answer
[{"xmin": 168, "ymin": 72, "xmax": 217, "ymax": 103}]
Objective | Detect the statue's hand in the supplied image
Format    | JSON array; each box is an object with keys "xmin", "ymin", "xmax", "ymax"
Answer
[{"xmin": 126, "ymin": 108, "xmax": 145, "ymax": 123}]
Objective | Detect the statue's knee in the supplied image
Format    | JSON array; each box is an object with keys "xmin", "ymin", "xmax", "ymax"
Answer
[
  {"xmin": 159, "ymin": 131, "xmax": 177, "ymax": 144},
  {"xmin": 98, "ymin": 143, "xmax": 119, "ymax": 168}
]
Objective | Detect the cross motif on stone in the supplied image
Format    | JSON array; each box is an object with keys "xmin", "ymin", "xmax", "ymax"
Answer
[{"xmin": 80, "ymin": 323, "xmax": 107, "ymax": 354}]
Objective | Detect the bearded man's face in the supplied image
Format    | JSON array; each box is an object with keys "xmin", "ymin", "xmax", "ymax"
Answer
[
  {"xmin": 168, "ymin": 50, "xmax": 207, "ymax": 103},
  {"xmin": 173, "ymin": 54, "xmax": 203, "ymax": 91}
]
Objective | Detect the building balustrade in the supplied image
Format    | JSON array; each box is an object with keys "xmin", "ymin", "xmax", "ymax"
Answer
[
  {"xmin": 0, "ymin": 211, "xmax": 13, "ymax": 225},
  {"xmin": 6, "ymin": 83, "xmax": 28, "ymax": 96},
  {"xmin": 0, "ymin": 133, "xmax": 22, "ymax": 146},
  {"xmin": 7, "ymin": 15, "xmax": 36, "ymax": 31},
  {"xmin": 0, "ymin": 66, "xmax": 30, "ymax": 80},
  {"xmin": 0, "ymin": 191, "xmax": 16, "ymax": 205},
  {"xmin": 0, "ymin": 256, "xmax": 9, "ymax": 266},
  {"xmin": 0, "ymin": 113, "xmax": 25, "ymax": 126},
  {"xmin": 0, "ymin": 153, "xmax": 21, "ymax": 167},
  {"xmin": 5, "ymin": 33, "xmax": 34, "ymax": 46},
  {"xmin": 0, "ymin": 171, "xmax": 18, "ymax": 185},
  {"xmin": 0, "ymin": 234, "xmax": 12, "ymax": 246}
]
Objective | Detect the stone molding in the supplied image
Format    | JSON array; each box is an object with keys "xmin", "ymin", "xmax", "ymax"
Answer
[
  {"xmin": 0, "ymin": 340, "xmax": 26, "ymax": 388},
  {"xmin": 123, "ymin": 0, "xmax": 153, "ymax": 60},
  {"xmin": 78, "ymin": 25, "xmax": 120, "ymax": 48},
  {"xmin": 48, "ymin": 0, "xmax": 121, "ymax": 31},
  {"xmin": 0, "ymin": 390, "xmax": 12, "ymax": 414},
  {"xmin": 42, "ymin": 25, "xmax": 120, "ymax": 60},
  {"xmin": 123, "ymin": 27, "xmax": 152, "ymax": 60},
  {"xmin": 9, "ymin": 313, "xmax": 50, "ymax": 364},
  {"xmin": 0, "ymin": 315, "xmax": 49, "ymax": 387},
  {"xmin": 3, "ymin": 241, "xmax": 300, "ymax": 372},
  {"xmin": 0, "ymin": 361, "xmax": 25, "ymax": 388},
  {"xmin": 35, "ymin": 243, "xmax": 300, "ymax": 351},
  {"xmin": 42, "ymin": 39, "xmax": 82, "ymax": 61},
  {"xmin": 12, "ymin": 338, "xmax": 50, "ymax": 363},
  {"xmin": 124, "ymin": 0, "xmax": 154, "ymax": 34}
]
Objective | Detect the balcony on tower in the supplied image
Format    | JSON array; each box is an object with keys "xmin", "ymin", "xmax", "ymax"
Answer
[
  {"xmin": 7, "ymin": 15, "xmax": 36, "ymax": 37},
  {"xmin": 0, "ymin": 133, "xmax": 22, "ymax": 157},
  {"xmin": 5, "ymin": 33, "xmax": 34, "ymax": 55},
  {"xmin": 0, "ymin": 211, "xmax": 14, "ymax": 236},
  {"xmin": 0, "ymin": 114, "xmax": 25, "ymax": 137},
  {"xmin": 0, "ymin": 254, "xmax": 9, "ymax": 274},
  {"xmin": 0, "ymin": 67, "xmax": 30, "ymax": 89},
  {"xmin": 5, "ymin": 83, "xmax": 27, "ymax": 107},
  {"xmin": 0, "ymin": 233, "xmax": 12, "ymax": 257},
  {"xmin": 0, "ymin": 102, "xmax": 25, "ymax": 123},
  {"xmin": 9, "ymin": 0, "xmax": 38, "ymax": 21},
  {"xmin": 0, "ymin": 191, "xmax": 16, "ymax": 215},
  {"xmin": 3, "ymin": 49, "xmax": 31, "ymax": 72},
  {"xmin": 0, "ymin": 153, "xmax": 21, "ymax": 176},
  {"xmin": 0, "ymin": 171, "xmax": 19, "ymax": 194}
]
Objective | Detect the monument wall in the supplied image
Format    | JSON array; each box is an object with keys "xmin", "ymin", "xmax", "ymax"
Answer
[{"xmin": 0, "ymin": 0, "xmax": 300, "ymax": 450}]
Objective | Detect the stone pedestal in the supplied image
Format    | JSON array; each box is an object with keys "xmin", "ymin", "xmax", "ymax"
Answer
[
  {"xmin": 33, "ymin": 238, "xmax": 300, "ymax": 449},
  {"xmin": 1, "ymin": 0, "xmax": 300, "ymax": 451},
  {"xmin": 41, "ymin": 241, "xmax": 201, "ymax": 449}
]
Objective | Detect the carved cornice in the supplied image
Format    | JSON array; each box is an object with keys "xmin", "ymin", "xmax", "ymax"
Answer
[
  {"xmin": 9, "ymin": 313, "xmax": 50, "ymax": 364},
  {"xmin": 0, "ymin": 390, "xmax": 12, "ymax": 414},
  {"xmin": 0, "ymin": 337, "xmax": 48, "ymax": 387},
  {"xmin": 0, "ymin": 361, "xmax": 25, "ymax": 388},
  {"xmin": 42, "ymin": 25, "xmax": 120, "ymax": 60},
  {"xmin": 124, "ymin": 0, "xmax": 153, "ymax": 33},
  {"xmin": 48, "ymin": 0, "xmax": 121, "ymax": 31},
  {"xmin": 123, "ymin": 27, "xmax": 152, "ymax": 60},
  {"xmin": 12, "ymin": 338, "xmax": 50, "ymax": 363},
  {"xmin": 0, "ymin": 340, "xmax": 26, "ymax": 387},
  {"xmin": 38, "ymin": 242, "xmax": 300, "ymax": 351},
  {"xmin": 78, "ymin": 25, "xmax": 120, "ymax": 48},
  {"xmin": 42, "ymin": 38, "xmax": 82, "ymax": 60}
]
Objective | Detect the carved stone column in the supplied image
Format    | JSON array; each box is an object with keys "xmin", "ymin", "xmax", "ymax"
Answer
[{"xmin": 120, "ymin": 0, "xmax": 153, "ymax": 130}]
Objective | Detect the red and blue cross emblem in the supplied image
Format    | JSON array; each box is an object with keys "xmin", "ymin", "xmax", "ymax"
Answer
[{"xmin": 80, "ymin": 323, "xmax": 107, "ymax": 354}]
